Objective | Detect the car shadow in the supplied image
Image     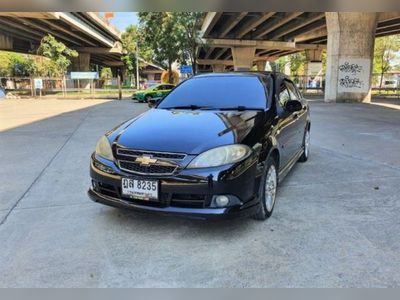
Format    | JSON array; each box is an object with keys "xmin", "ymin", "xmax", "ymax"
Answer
[{"xmin": 100, "ymin": 205, "xmax": 260, "ymax": 238}]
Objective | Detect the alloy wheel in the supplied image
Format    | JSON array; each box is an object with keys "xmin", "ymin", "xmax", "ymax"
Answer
[{"xmin": 264, "ymin": 165, "xmax": 277, "ymax": 212}]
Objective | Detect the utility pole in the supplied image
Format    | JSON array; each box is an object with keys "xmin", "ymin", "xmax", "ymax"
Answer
[{"xmin": 136, "ymin": 42, "xmax": 140, "ymax": 90}]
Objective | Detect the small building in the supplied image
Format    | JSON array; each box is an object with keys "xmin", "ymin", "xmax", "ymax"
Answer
[{"xmin": 139, "ymin": 60, "xmax": 164, "ymax": 87}]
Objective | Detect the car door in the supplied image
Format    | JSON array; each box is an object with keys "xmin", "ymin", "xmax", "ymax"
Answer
[
  {"xmin": 161, "ymin": 84, "xmax": 173, "ymax": 97},
  {"xmin": 285, "ymin": 80, "xmax": 308, "ymax": 152},
  {"xmin": 152, "ymin": 85, "xmax": 163, "ymax": 98},
  {"xmin": 274, "ymin": 80, "xmax": 299, "ymax": 168}
]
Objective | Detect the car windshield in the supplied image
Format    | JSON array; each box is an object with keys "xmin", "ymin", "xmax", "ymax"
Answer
[{"xmin": 157, "ymin": 75, "xmax": 268, "ymax": 110}]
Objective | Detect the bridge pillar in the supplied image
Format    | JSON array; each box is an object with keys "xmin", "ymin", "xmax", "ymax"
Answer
[
  {"xmin": 325, "ymin": 12, "xmax": 378, "ymax": 103},
  {"xmin": 232, "ymin": 46, "xmax": 255, "ymax": 71},
  {"xmin": 0, "ymin": 33, "xmax": 13, "ymax": 50},
  {"xmin": 70, "ymin": 52, "xmax": 91, "ymax": 89},
  {"xmin": 255, "ymin": 60, "xmax": 267, "ymax": 71},
  {"xmin": 71, "ymin": 52, "xmax": 91, "ymax": 72},
  {"xmin": 304, "ymin": 49, "xmax": 323, "ymax": 89},
  {"xmin": 212, "ymin": 64, "xmax": 225, "ymax": 72}
]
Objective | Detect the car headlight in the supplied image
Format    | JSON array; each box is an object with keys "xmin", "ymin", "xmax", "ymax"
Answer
[
  {"xmin": 187, "ymin": 145, "xmax": 251, "ymax": 169},
  {"xmin": 95, "ymin": 135, "xmax": 114, "ymax": 160}
]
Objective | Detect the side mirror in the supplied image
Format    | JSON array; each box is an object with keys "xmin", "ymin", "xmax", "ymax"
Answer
[
  {"xmin": 148, "ymin": 98, "xmax": 161, "ymax": 108},
  {"xmin": 285, "ymin": 100, "xmax": 302, "ymax": 112}
]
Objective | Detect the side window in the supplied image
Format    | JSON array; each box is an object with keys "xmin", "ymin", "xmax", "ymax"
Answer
[
  {"xmin": 285, "ymin": 81, "xmax": 300, "ymax": 101},
  {"xmin": 278, "ymin": 82, "xmax": 290, "ymax": 107}
]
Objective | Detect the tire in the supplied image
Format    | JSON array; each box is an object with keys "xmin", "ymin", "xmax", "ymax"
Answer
[
  {"xmin": 298, "ymin": 127, "xmax": 310, "ymax": 162},
  {"xmin": 145, "ymin": 95, "xmax": 152, "ymax": 102},
  {"xmin": 253, "ymin": 156, "xmax": 278, "ymax": 221}
]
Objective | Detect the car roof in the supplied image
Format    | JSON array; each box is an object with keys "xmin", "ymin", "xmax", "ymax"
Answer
[{"xmin": 193, "ymin": 71, "xmax": 288, "ymax": 80}]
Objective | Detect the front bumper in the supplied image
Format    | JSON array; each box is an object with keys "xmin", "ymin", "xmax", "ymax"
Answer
[{"xmin": 89, "ymin": 153, "xmax": 261, "ymax": 220}]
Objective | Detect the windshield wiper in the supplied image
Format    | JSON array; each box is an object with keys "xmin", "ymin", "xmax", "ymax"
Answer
[
  {"xmin": 217, "ymin": 106, "xmax": 264, "ymax": 111},
  {"xmin": 163, "ymin": 105, "xmax": 212, "ymax": 110}
]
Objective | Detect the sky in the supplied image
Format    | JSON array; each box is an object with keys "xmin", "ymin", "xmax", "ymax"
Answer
[{"xmin": 99, "ymin": 12, "xmax": 139, "ymax": 32}]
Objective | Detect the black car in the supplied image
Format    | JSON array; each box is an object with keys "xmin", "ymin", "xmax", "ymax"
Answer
[{"xmin": 88, "ymin": 72, "xmax": 310, "ymax": 220}]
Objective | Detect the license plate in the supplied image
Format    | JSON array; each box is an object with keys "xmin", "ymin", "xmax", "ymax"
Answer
[{"xmin": 121, "ymin": 178, "xmax": 158, "ymax": 201}]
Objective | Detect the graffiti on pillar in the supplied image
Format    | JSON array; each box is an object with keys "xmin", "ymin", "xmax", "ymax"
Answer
[
  {"xmin": 338, "ymin": 62, "xmax": 363, "ymax": 76},
  {"xmin": 338, "ymin": 58, "xmax": 370, "ymax": 93},
  {"xmin": 339, "ymin": 76, "xmax": 363, "ymax": 89}
]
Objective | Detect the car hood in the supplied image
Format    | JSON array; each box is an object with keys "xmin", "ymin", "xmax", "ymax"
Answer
[{"xmin": 110, "ymin": 108, "xmax": 266, "ymax": 155}]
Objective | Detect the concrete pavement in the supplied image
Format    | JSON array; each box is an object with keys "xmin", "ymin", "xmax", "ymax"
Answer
[{"xmin": 0, "ymin": 98, "xmax": 399, "ymax": 287}]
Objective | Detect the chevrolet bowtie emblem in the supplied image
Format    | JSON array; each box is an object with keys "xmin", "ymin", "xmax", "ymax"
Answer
[{"xmin": 135, "ymin": 155, "xmax": 157, "ymax": 166}]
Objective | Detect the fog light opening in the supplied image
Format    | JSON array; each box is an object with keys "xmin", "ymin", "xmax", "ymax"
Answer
[{"xmin": 215, "ymin": 195, "xmax": 230, "ymax": 207}]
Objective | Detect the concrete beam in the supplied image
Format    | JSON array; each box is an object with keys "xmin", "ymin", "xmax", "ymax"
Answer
[
  {"xmin": 57, "ymin": 12, "xmax": 115, "ymax": 47},
  {"xmin": 232, "ymin": 46, "xmax": 255, "ymax": 71},
  {"xmin": 235, "ymin": 12, "xmax": 275, "ymax": 38},
  {"xmin": 0, "ymin": 12, "xmax": 57, "ymax": 19},
  {"xmin": 253, "ymin": 12, "xmax": 303, "ymax": 39},
  {"xmin": 219, "ymin": 12, "xmax": 248, "ymax": 38},
  {"xmin": 305, "ymin": 49, "xmax": 323, "ymax": 62},
  {"xmin": 197, "ymin": 59, "xmax": 234, "ymax": 66},
  {"xmin": 295, "ymin": 28, "xmax": 327, "ymax": 43},
  {"xmin": 204, "ymin": 38, "xmax": 325, "ymax": 51},
  {"xmin": 205, "ymin": 38, "xmax": 296, "ymax": 50},
  {"xmin": 39, "ymin": 18, "xmax": 97, "ymax": 47},
  {"xmin": 0, "ymin": 33, "xmax": 13, "ymax": 50},
  {"xmin": 269, "ymin": 13, "xmax": 325, "ymax": 40},
  {"xmin": 201, "ymin": 12, "xmax": 223, "ymax": 36},
  {"xmin": 212, "ymin": 64, "xmax": 226, "ymax": 72},
  {"xmin": 73, "ymin": 46, "xmax": 123, "ymax": 55},
  {"xmin": 255, "ymin": 60, "xmax": 267, "ymax": 71},
  {"xmin": 103, "ymin": 61, "xmax": 125, "ymax": 67}
]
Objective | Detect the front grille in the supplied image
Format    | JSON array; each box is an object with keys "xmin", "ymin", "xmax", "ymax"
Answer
[
  {"xmin": 170, "ymin": 194, "xmax": 208, "ymax": 208},
  {"xmin": 117, "ymin": 148, "xmax": 186, "ymax": 160},
  {"xmin": 115, "ymin": 147, "xmax": 185, "ymax": 175},
  {"xmin": 118, "ymin": 160, "xmax": 177, "ymax": 175}
]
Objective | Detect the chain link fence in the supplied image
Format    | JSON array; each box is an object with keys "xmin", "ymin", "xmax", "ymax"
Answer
[
  {"xmin": 0, "ymin": 76, "xmax": 136, "ymax": 99},
  {"xmin": 1, "ymin": 73, "xmax": 399, "ymax": 100}
]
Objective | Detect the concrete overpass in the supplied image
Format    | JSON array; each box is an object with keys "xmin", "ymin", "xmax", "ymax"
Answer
[
  {"xmin": 198, "ymin": 12, "xmax": 400, "ymax": 102},
  {"xmin": 0, "ymin": 12, "xmax": 124, "ymax": 71}
]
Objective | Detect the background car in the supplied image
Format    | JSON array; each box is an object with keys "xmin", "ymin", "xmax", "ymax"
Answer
[
  {"xmin": 132, "ymin": 83, "xmax": 175, "ymax": 102},
  {"xmin": 0, "ymin": 86, "xmax": 5, "ymax": 99}
]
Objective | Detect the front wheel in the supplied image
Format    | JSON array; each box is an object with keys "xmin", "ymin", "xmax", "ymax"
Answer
[
  {"xmin": 298, "ymin": 128, "xmax": 310, "ymax": 162},
  {"xmin": 145, "ymin": 95, "xmax": 152, "ymax": 102},
  {"xmin": 253, "ymin": 156, "xmax": 278, "ymax": 221}
]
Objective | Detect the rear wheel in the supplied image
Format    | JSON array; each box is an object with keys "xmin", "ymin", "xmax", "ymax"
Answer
[
  {"xmin": 253, "ymin": 156, "xmax": 278, "ymax": 221},
  {"xmin": 298, "ymin": 128, "xmax": 310, "ymax": 162}
]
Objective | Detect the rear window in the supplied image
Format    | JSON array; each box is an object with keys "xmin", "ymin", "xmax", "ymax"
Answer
[{"xmin": 158, "ymin": 76, "xmax": 268, "ymax": 109}]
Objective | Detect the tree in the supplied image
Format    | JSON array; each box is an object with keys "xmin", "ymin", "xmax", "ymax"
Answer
[
  {"xmin": 373, "ymin": 35, "xmax": 400, "ymax": 89},
  {"xmin": 288, "ymin": 53, "xmax": 306, "ymax": 77},
  {"xmin": 172, "ymin": 12, "xmax": 203, "ymax": 75},
  {"xmin": 121, "ymin": 24, "xmax": 153, "ymax": 87},
  {"xmin": 37, "ymin": 34, "xmax": 78, "ymax": 95},
  {"xmin": 37, "ymin": 35, "xmax": 78, "ymax": 75},
  {"xmin": 138, "ymin": 12, "xmax": 183, "ymax": 83}
]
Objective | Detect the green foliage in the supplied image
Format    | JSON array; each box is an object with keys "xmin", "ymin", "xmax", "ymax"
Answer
[
  {"xmin": 138, "ymin": 12, "xmax": 202, "ymax": 80},
  {"xmin": 100, "ymin": 67, "xmax": 112, "ymax": 79},
  {"xmin": 373, "ymin": 35, "xmax": 400, "ymax": 74},
  {"xmin": 172, "ymin": 12, "xmax": 204, "ymax": 74},
  {"xmin": 373, "ymin": 35, "xmax": 400, "ymax": 88},
  {"xmin": 0, "ymin": 50, "xmax": 66, "ymax": 77},
  {"xmin": 288, "ymin": 53, "xmax": 306, "ymax": 76},
  {"xmin": 121, "ymin": 24, "xmax": 153, "ymax": 85},
  {"xmin": 138, "ymin": 13, "xmax": 181, "ymax": 71},
  {"xmin": 37, "ymin": 34, "xmax": 78, "ymax": 74}
]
